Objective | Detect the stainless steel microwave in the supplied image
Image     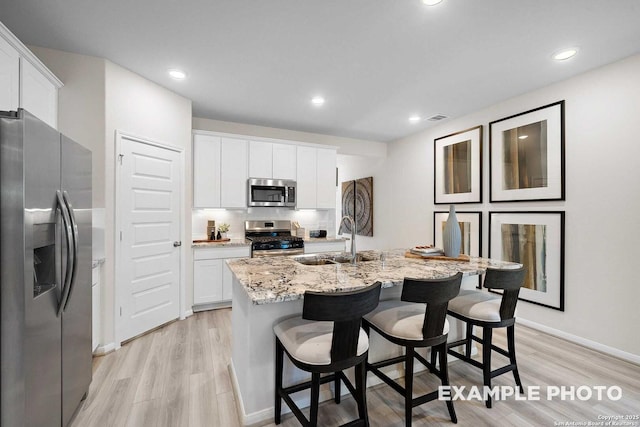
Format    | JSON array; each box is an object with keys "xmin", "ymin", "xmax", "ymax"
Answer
[{"xmin": 247, "ymin": 178, "xmax": 296, "ymax": 207}]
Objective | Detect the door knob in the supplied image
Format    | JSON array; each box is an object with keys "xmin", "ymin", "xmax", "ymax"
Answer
[{"xmin": 173, "ymin": 241, "xmax": 182, "ymax": 247}]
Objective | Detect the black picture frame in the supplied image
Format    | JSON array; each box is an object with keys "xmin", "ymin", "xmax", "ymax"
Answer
[
  {"xmin": 489, "ymin": 101, "xmax": 565, "ymax": 202},
  {"xmin": 489, "ymin": 211, "xmax": 565, "ymax": 311},
  {"xmin": 434, "ymin": 125, "xmax": 483, "ymax": 204}
]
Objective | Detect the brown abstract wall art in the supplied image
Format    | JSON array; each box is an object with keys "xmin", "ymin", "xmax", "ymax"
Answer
[{"xmin": 341, "ymin": 177, "xmax": 373, "ymax": 236}]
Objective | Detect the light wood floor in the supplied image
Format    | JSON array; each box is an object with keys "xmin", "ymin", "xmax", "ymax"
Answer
[{"xmin": 72, "ymin": 309, "xmax": 640, "ymax": 427}]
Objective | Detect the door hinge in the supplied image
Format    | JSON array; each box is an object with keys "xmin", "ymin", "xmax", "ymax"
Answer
[
  {"xmin": 120, "ymin": 307, "xmax": 122, "ymax": 316},
  {"xmin": 120, "ymin": 231, "xmax": 122, "ymax": 241},
  {"xmin": 118, "ymin": 153, "xmax": 124, "ymax": 165}
]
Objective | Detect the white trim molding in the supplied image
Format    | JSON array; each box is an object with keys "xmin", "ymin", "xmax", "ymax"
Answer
[
  {"xmin": 517, "ymin": 318, "xmax": 640, "ymax": 365},
  {"xmin": 0, "ymin": 20, "xmax": 63, "ymax": 88}
]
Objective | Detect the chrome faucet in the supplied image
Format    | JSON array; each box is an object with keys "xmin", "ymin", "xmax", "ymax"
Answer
[{"xmin": 338, "ymin": 215, "xmax": 357, "ymax": 264}]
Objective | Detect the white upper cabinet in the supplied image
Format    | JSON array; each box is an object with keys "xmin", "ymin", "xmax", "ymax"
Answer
[
  {"xmin": 249, "ymin": 140, "xmax": 272, "ymax": 178},
  {"xmin": 0, "ymin": 34, "xmax": 19, "ymax": 112},
  {"xmin": 220, "ymin": 137, "xmax": 248, "ymax": 208},
  {"xmin": 296, "ymin": 146, "xmax": 337, "ymax": 209},
  {"xmin": 193, "ymin": 134, "xmax": 221, "ymax": 208},
  {"xmin": 249, "ymin": 141, "xmax": 297, "ymax": 180},
  {"xmin": 1, "ymin": 22, "xmax": 61, "ymax": 128},
  {"xmin": 193, "ymin": 130, "xmax": 335, "ymax": 209},
  {"xmin": 296, "ymin": 146, "xmax": 317, "ymax": 209},
  {"xmin": 193, "ymin": 134, "xmax": 249, "ymax": 208},
  {"xmin": 316, "ymin": 148, "xmax": 337, "ymax": 209},
  {"xmin": 20, "ymin": 58, "xmax": 58, "ymax": 129},
  {"xmin": 272, "ymin": 143, "xmax": 296, "ymax": 180}
]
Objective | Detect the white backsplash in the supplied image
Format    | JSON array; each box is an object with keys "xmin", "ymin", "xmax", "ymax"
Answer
[{"xmin": 192, "ymin": 208, "xmax": 336, "ymax": 240}]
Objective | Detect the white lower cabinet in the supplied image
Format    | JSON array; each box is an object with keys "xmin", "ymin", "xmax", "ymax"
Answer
[
  {"xmin": 304, "ymin": 240, "xmax": 346, "ymax": 254},
  {"xmin": 193, "ymin": 246, "xmax": 250, "ymax": 309},
  {"xmin": 194, "ymin": 259, "xmax": 223, "ymax": 304}
]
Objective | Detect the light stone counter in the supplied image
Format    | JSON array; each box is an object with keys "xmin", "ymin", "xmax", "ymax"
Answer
[
  {"xmin": 228, "ymin": 249, "xmax": 520, "ymax": 425},
  {"xmin": 227, "ymin": 249, "xmax": 519, "ymax": 305},
  {"xmin": 191, "ymin": 239, "xmax": 250, "ymax": 248}
]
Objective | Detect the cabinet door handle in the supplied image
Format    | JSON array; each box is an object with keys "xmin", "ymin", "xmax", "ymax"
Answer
[{"xmin": 173, "ymin": 241, "xmax": 182, "ymax": 247}]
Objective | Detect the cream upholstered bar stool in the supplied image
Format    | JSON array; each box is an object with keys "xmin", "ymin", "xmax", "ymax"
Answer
[
  {"xmin": 273, "ymin": 282, "xmax": 382, "ymax": 427},
  {"xmin": 362, "ymin": 272, "xmax": 463, "ymax": 427},
  {"xmin": 446, "ymin": 266, "xmax": 526, "ymax": 408}
]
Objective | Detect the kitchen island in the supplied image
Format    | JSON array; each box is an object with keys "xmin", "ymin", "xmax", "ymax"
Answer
[{"xmin": 227, "ymin": 249, "xmax": 519, "ymax": 425}]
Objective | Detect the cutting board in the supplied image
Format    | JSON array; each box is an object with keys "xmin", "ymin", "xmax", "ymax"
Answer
[
  {"xmin": 193, "ymin": 238, "xmax": 231, "ymax": 243},
  {"xmin": 404, "ymin": 251, "xmax": 470, "ymax": 262}
]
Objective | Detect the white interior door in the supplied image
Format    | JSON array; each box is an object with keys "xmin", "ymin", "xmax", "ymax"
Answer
[{"xmin": 118, "ymin": 134, "xmax": 182, "ymax": 342}]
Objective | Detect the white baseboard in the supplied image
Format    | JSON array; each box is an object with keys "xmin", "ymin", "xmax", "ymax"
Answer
[
  {"xmin": 517, "ymin": 318, "xmax": 640, "ymax": 365},
  {"xmin": 182, "ymin": 309, "xmax": 194, "ymax": 319},
  {"xmin": 193, "ymin": 301, "xmax": 232, "ymax": 312},
  {"xmin": 93, "ymin": 342, "xmax": 116, "ymax": 356}
]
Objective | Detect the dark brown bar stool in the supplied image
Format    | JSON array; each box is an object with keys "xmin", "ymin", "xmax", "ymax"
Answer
[
  {"xmin": 446, "ymin": 266, "xmax": 526, "ymax": 408},
  {"xmin": 362, "ymin": 273, "xmax": 463, "ymax": 427},
  {"xmin": 273, "ymin": 282, "xmax": 382, "ymax": 427}
]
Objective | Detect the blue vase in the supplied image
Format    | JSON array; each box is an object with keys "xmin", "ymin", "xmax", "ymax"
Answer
[{"xmin": 443, "ymin": 205, "xmax": 461, "ymax": 258}]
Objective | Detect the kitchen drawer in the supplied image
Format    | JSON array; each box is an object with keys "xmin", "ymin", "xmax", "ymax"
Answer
[{"xmin": 193, "ymin": 246, "xmax": 250, "ymax": 260}]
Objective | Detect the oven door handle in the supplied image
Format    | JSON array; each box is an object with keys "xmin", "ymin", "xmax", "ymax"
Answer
[{"xmin": 252, "ymin": 248, "xmax": 304, "ymax": 257}]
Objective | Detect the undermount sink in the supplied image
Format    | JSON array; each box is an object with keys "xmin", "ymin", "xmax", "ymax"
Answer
[
  {"xmin": 294, "ymin": 258, "xmax": 338, "ymax": 266},
  {"xmin": 293, "ymin": 252, "xmax": 379, "ymax": 266}
]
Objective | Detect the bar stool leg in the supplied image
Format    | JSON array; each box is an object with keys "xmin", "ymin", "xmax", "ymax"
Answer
[
  {"xmin": 482, "ymin": 327, "xmax": 493, "ymax": 408},
  {"xmin": 465, "ymin": 323, "xmax": 473, "ymax": 358},
  {"xmin": 310, "ymin": 372, "xmax": 321, "ymax": 427},
  {"xmin": 274, "ymin": 339, "xmax": 283, "ymax": 424},
  {"xmin": 335, "ymin": 372, "xmax": 341, "ymax": 403},
  {"xmin": 507, "ymin": 325, "xmax": 523, "ymax": 393},
  {"xmin": 355, "ymin": 360, "xmax": 369, "ymax": 425},
  {"xmin": 430, "ymin": 347, "xmax": 437, "ymax": 371},
  {"xmin": 438, "ymin": 342, "xmax": 457, "ymax": 423},
  {"xmin": 404, "ymin": 347, "xmax": 414, "ymax": 427}
]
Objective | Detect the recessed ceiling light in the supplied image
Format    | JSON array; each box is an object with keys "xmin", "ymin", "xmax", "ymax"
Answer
[
  {"xmin": 422, "ymin": 0, "xmax": 443, "ymax": 5},
  {"xmin": 553, "ymin": 48, "xmax": 578, "ymax": 61},
  {"xmin": 518, "ymin": 135, "xmax": 528, "ymax": 140},
  {"xmin": 311, "ymin": 96, "xmax": 325, "ymax": 106},
  {"xmin": 168, "ymin": 69, "xmax": 187, "ymax": 80},
  {"xmin": 409, "ymin": 115, "xmax": 421, "ymax": 123}
]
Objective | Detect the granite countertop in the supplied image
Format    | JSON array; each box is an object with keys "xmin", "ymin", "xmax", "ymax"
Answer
[
  {"xmin": 226, "ymin": 249, "xmax": 520, "ymax": 305},
  {"xmin": 192, "ymin": 239, "xmax": 251, "ymax": 248}
]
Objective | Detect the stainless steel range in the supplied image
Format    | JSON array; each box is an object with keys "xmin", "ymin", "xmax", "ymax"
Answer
[{"xmin": 245, "ymin": 220, "xmax": 304, "ymax": 257}]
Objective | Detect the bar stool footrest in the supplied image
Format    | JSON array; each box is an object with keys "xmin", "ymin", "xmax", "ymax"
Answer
[{"xmin": 447, "ymin": 348, "xmax": 484, "ymax": 369}]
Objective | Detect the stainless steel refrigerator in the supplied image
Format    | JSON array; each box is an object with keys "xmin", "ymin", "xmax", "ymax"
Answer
[{"xmin": 1, "ymin": 109, "xmax": 92, "ymax": 426}]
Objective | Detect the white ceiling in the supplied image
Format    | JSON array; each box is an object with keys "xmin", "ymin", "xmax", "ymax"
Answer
[{"xmin": 2, "ymin": 0, "xmax": 640, "ymax": 142}]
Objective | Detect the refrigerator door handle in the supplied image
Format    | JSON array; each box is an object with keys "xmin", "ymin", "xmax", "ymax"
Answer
[
  {"xmin": 56, "ymin": 190, "xmax": 74, "ymax": 316},
  {"xmin": 62, "ymin": 191, "xmax": 79, "ymax": 311}
]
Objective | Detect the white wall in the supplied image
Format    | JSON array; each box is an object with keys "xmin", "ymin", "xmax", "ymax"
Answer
[
  {"xmin": 103, "ymin": 61, "xmax": 192, "ymax": 346},
  {"xmin": 378, "ymin": 54, "xmax": 640, "ymax": 357},
  {"xmin": 29, "ymin": 47, "xmax": 108, "ymax": 261},
  {"xmin": 29, "ymin": 47, "xmax": 106, "ymax": 209}
]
